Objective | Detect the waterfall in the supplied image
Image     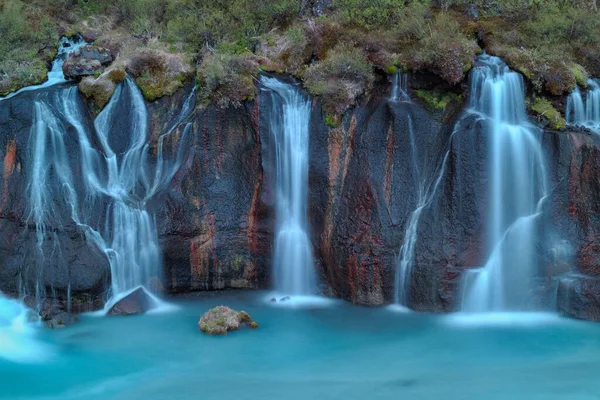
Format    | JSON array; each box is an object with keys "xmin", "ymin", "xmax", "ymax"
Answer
[
  {"xmin": 566, "ymin": 79, "xmax": 600, "ymax": 132},
  {"xmin": 461, "ymin": 54, "xmax": 547, "ymax": 312},
  {"xmin": 0, "ymin": 36, "xmax": 87, "ymax": 101},
  {"xmin": 393, "ymin": 105, "xmax": 452, "ymax": 306},
  {"xmin": 390, "ymin": 72, "xmax": 409, "ymax": 102},
  {"xmin": 25, "ymin": 78, "xmax": 194, "ymax": 311},
  {"xmin": 0, "ymin": 293, "xmax": 50, "ymax": 363},
  {"xmin": 261, "ymin": 76, "xmax": 315, "ymax": 296}
]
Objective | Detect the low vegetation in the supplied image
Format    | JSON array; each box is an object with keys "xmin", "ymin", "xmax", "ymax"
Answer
[
  {"xmin": 529, "ymin": 97, "xmax": 566, "ymax": 130},
  {"xmin": 1, "ymin": 0, "xmax": 599, "ymax": 123}
]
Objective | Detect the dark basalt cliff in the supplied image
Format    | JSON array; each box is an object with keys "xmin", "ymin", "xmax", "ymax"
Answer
[{"xmin": 1, "ymin": 78, "xmax": 599, "ymax": 320}]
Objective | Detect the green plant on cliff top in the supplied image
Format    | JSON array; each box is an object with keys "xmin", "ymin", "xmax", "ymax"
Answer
[
  {"xmin": 197, "ymin": 50, "xmax": 259, "ymax": 108},
  {"xmin": 0, "ymin": 0, "xmax": 57, "ymax": 95},
  {"xmin": 303, "ymin": 43, "xmax": 374, "ymax": 118},
  {"xmin": 529, "ymin": 97, "xmax": 566, "ymax": 130}
]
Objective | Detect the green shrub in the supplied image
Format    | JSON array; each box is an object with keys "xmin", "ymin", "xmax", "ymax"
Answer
[
  {"xmin": 303, "ymin": 43, "xmax": 374, "ymax": 117},
  {"xmin": 0, "ymin": 0, "xmax": 58, "ymax": 94},
  {"xmin": 332, "ymin": 0, "xmax": 432, "ymax": 30},
  {"xmin": 197, "ymin": 51, "xmax": 259, "ymax": 108},
  {"xmin": 411, "ymin": 13, "xmax": 478, "ymax": 84}
]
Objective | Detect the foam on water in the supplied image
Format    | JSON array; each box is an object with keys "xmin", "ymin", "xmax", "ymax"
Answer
[
  {"xmin": 444, "ymin": 312, "xmax": 567, "ymax": 328},
  {"xmin": 264, "ymin": 292, "xmax": 338, "ymax": 308},
  {"xmin": 0, "ymin": 294, "xmax": 51, "ymax": 363}
]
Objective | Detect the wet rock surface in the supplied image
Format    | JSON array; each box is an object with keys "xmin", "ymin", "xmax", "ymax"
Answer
[
  {"xmin": 107, "ymin": 287, "xmax": 155, "ymax": 316},
  {"xmin": 198, "ymin": 305, "xmax": 258, "ymax": 335},
  {"xmin": 1, "ymin": 77, "xmax": 600, "ymax": 321},
  {"xmin": 557, "ymin": 274, "xmax": 600, "ymax": 321}
]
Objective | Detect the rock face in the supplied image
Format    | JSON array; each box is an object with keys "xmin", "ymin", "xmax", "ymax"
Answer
[
  {"xmin": 63, "ymin": 45, "xmax": 113, "ymax": 79},
  {"xmin": 2, "ymin": 75, "xmax": 600, "ymax": 321},
  {"xmin": 107, "ymin": 287, "xmax": 155, "ymax": 316},
  {"xmin": 0, "ymin": 88, "xmax": 109, "ymax": 310},
  {"xmin": 198, "ymin": 305, "xmax": 258, "ymax": 335},
  {"xmin": 557, "ymin": 275, "xmax": 600, "ymax": 321}
]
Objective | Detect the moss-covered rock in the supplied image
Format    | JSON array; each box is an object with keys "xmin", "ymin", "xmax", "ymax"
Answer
[
  {"xmin": 126, "ymin": 49, "xmax": 193, "ymax": 101},
  {"xmin": 78, "ymin": 67, "xmax": 126, "ymax": 111},
  {"xmin": 529, "ymin": 97, "xmax": 566, "ymax": 130},
  {"xmin": 198, "ymin": 306, "xmax": 258, "ymax": 335},
  {"xmin": 414, "ymin": 89, "xmax": 462, "ymax": 112}
]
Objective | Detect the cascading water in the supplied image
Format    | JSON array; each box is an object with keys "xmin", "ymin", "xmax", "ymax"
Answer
[
  {"xmin": 25, "ymin": 77, "xmax": 194, "ymax": 311},
  {"xmin": 566, "ymin": 79, "xmax": 600, "ymax": 132},
  {"xmin": 390, "ymin": 72, "xmax": 409, "ymax": 102},
  {"xmin": 0, "ymin": 36, "xmax": 86, "ymax": 101},
  {"xmin": 461, "ymin": 54, "xmax": 547, "ymax": 312},
  {"xmin": 261, "ymin": 76, "xmax": 316, "ymax": 296},
  {"xmin": 394, "ymin": 116, "xmax": 451, "ymax": 306},
  {"xmin": 0, "ymin": 294, "xmax": 50, "ymax": 363}
]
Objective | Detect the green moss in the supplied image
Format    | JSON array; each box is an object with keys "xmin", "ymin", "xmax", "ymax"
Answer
[
  {"xmin": 529, "ymin": 98, "xmax": 566, "ymax": 130},
  {"xmin": 414, "ymin": 89, "xmax": 461, "ymax": 111},
  {"xmin": 385, "ymin": 65, "xmax": 397, "ymax": 75},
  {"xmin": 325, "ymin": 113, "xmax": 340, "ymax": 128},
  {"xmin": 569, "ymin": 64, "xmax": 588, "ymax": 88}
]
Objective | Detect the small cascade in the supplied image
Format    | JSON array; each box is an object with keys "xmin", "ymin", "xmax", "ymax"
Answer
[
  {"xmin": 394, "ymin": 151, "xmax": 450, "ymax": 306},
  {"xmin": 0, "ymin": 36, "xmax": 87, "ymax": 101},
  {"xmin": 461, "ymin": 54, "xmax": 547, "ymax": 312},
  {"xmin": 0, "ymin": 292, "xmax": 49, "ymax": 363},
  {"xmin": 261, "ymin": 76, "xmax": 315, "ymax": 296},
  {"xmin": 394, "ymin": 111, "xmax": 459, "ymax": 306},
  {"xmin": 25, "ymin": 77, "xmax": 194, "ymax": 311},
  {"xmin": 566, "ymin": 79, "xmax": 600, "ymax": 132},
  {"xmin": 390, "ymin": 72, "xmax": 409, "ymax": 102}
]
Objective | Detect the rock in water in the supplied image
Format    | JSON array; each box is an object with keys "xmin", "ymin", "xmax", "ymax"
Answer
[
  {"xmin": 108, "ymin": 287, "xmax": 155, "ymax": 316},
  {"xmin": 198, "ymin": 306, "xmax": 259, "ymax": 335},
  {"xmin": 40, "ymin": 304, "xmax": 79, "ymax": 329},
  {"xmin": 43, "ymin": 311, "xmax": 79, "ymax": 329}
]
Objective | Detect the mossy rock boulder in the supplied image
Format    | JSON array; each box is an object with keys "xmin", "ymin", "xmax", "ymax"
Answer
[
  {"xmin": 78, "ymin": 67, "xmax": 126, "ymax": 110},
  {"xmin": 198, "ymin": 306, "xmax": 259, "ymax": 335}
]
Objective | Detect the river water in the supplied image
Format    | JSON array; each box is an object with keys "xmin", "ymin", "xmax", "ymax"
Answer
[{"xmin": 2, "ymin": 291, "xmax": 600, "ymax": 400}]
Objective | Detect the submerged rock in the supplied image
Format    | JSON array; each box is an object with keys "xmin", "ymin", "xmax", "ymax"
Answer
[
  {"xmin": 108, "ymin": 287, "xmax": 155, "ymax": 316},
  {"xmin": 40, "ymin": 305, "xmax": 79, "ymax": 329},
  {"xmin": 280, "ymin": 296, "xmax": 291, "ymax": 302},
  {"xmin": 198, "ymin": 306, "xmax": 258, "ymax": 335}
]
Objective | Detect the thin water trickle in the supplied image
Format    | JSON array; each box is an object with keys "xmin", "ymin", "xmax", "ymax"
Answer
[
  {"xmin": 25, "ymin": 78, "xmax": 195, "ymax": 311},
  {"xmin": 461, "ymin": 54, "xmax": 547, "ymax": 312},
  {"xmin": 390, "ymin": 72, "xmax": 409, "ymax": 102},
  {"xmin": 566, "ymin": 79, "xmax": 600, "ymax": 132},
  {"xmin": 261, "ymin": 76, "xmax": 315, "ymax": 296}
]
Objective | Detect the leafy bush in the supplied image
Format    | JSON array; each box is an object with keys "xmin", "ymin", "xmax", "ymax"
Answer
[
  {"xmin": 332, "ymin": 0, "xmax": 427, "ymax": 30},
  {"xmin": 303, "ymin": 43, "xmax": 374, "ymax": 118},
  {"xmin": 197, "ymin": 51, "xmax": 259, "ymax": 108},
  {"xmin": 258, "ymin": 25, "xmax": 311, "ymax": 73},
  {"xmin": 411, "ymin": 13, "xmax": 479, "ymax": 84}
]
